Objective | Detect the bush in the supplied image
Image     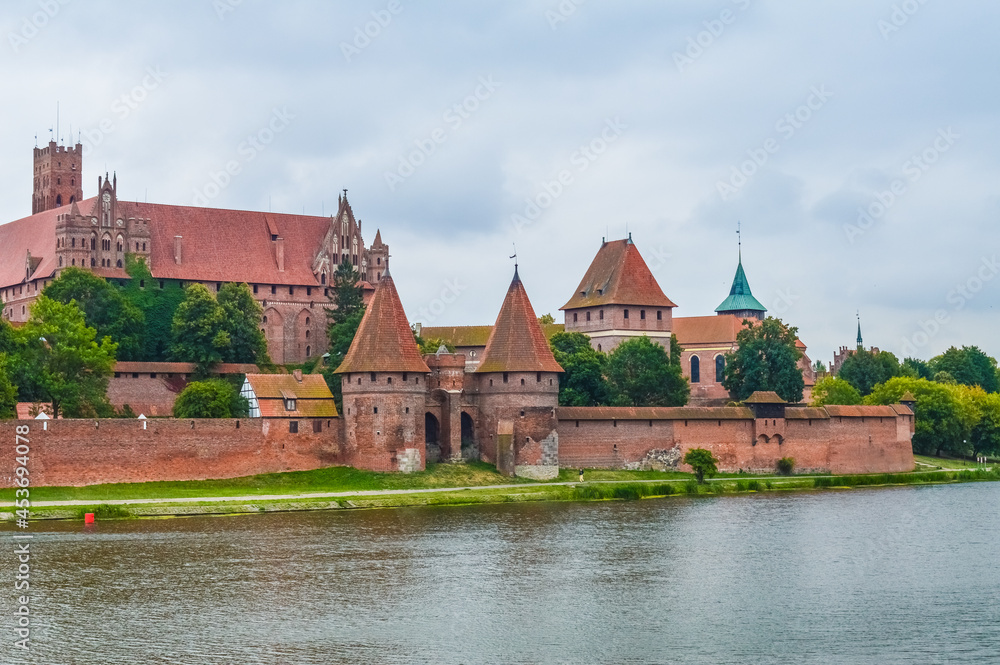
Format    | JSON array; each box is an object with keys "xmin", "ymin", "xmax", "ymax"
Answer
[
  {"xmin": 776, "ymin": 457, "xmax": 795, "ymax": 476},
  {"xmin": 173, "ymin": 379, "xmax": 249, "ymax": 418},
  {"xmin": 684, "ymin": 480, "xmax": 699, "ymax": 494},
  {"xmin": 683, "ymin": 448, "xmax": 719, "ymax": 483},
  {"xmin": 747, "ymin": 479, "xmax": 761, "ymax": 492}
]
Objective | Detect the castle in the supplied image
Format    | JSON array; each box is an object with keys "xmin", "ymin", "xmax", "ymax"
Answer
[
  {"xmin": 0, "ymin": 140, "xmax": 914, "ymax": 486},
  {"xmin": 2, "ymin": 140, "xmax": 386, "ymax": 364}
]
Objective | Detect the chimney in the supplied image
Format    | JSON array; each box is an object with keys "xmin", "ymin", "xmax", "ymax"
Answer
[
  {"xmin": 293, "ymin": 369, "xmax": 302, "ymax": 382},
  {"xmin": 275, "ymin": 236, "xmax": 285, "ymax": 272},
  {"xmin": 173, "ymin": 236, "xmax": 182, "ymax": 264}
]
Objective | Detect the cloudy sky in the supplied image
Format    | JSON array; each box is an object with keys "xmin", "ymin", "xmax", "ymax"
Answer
[{"xmin": 1, "ymin": 0, "xmax": 997, "ymax": 364}]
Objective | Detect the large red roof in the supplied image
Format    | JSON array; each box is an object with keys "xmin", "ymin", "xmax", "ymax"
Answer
[
  {"xmin": 561, "ymin": 238, "xmax": 676, "ymax": 310},
  {"xmin": 0, "ymin": 198, "xmax": 346, "ymax": 289},
  {"xmin": 476, "ymin": 269, "xmax": 563, "ymax": 374},
  {"xmin": 672, "ymin": 315, "xmax": 752, "ymax": 346},
  {"xmin": 335, "ymin": 272, "xmax": 430, "ymax": 374}
]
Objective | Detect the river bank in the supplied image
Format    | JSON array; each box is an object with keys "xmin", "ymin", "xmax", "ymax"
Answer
[{"xmin": 3, "ymin": 463, "xmax": 998, "ymax": 521}]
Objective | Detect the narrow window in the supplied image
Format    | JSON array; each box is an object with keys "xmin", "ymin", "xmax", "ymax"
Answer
[
  {"xmin": 370, "ymin": 372, "xmax": 377, "ymax": 382},
  {"xmin": 288, "ymin": 421, "xmax": 299, "ymax": 433},
  {"xmin": 691, "ymin": 356, "xmax": 700, "ymax": 383},
  {"xmin": 387, "ymin": 376, "xmax": 393, "ymax": 385},
  {"xmin": 573, "ymin": 312, "xmax": 578, "ymax": 322},
  {"xmin": 586, "ymin": 311, "xmax": 591, "ymax": 321},
  {"xmin": 657, "ymin": 310, "xmax": 662, "ymax": 320},
  {"xmin": 640, "ymin": 310, "xmax": 646, "ymax": 320},
  {"xmin": 536, "ymin": 372, "xmax": 541, "ymax": 383},
  {"xmin": 716, "ymin": 355, "xmax": 725, "ymax": 383},
  {"xmin": 503, "ymin": 372, "xmax": 508, "ymax": 384},
  {"xmin": 253, "ymin": 284, "xmax": 258, "ymax": 294},
  {"xmin": 271, "ymin": 285, "xmax": 276, "ymax": 295},
  {"xmin": 624, "ymin": 309, "xmax": 629, "ymax": 319},
  {"xmin": 599, "ymin": 310, "xmax": 604, "ymax": 320}
]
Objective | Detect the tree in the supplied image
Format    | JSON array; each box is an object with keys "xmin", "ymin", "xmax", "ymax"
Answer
[
  {"xmin": 683, "ymin": 448, "xmax": 718, "ymax": 483},
  {"xmin": 121, "ymin": 257, "xmax": 186, "ymax": 361},
  {"xmin": 538, "ymin": 313, "xmax": 555, "ymax": 325},
  {"xmin": 966, "ymin": 388, "xmax": 1000, "ymax": 458},
  {"xmin": 218, "ymin": 282, "xmax": 270, "ymax": 365},
  {"xmin": 416, "ymin": 335, "xmax": 456, "ymax": 355},
  {"xmin": 902, "ymin": 357, "xmax": 933, "ymax": 380},
  {"xmin": 810, "ymin": 376, "xmax": 862, "ymax": 406},
  {"xmin": 171, "ymin": 284, "xmax": 230, "ymax": 374},
  {"xmin": 722, "ymin": 317, "xmax": 804, "ymax": 403},
  {"xmin": 813, "ymin": 359, "xmax": 827, "ymax": 374},
  {"xmin": 776, "ymin": 457, "xmax": 795, "ymax": 475},
  {"xmin": 43, "ymin": 267, "xmax": 145, "ymax": 361},
  {"xmin": 606, "ymin": 336, "xmax": 688, "ymax": 407},
  {"xmin": 549, "ymin": 331, "xmax": 611, "ymax": 406},
  {"xmin": 172, "ymin": 379, "xmax": 249, "ymax": 418},
  {"xmin": 837, "ymin": 349, "xmax": 901, "ymax": 396},
  {"xmin": 17, "ymin": 296, "xmax": 116, "ymax": 418},
  {"xmin": 929, "ymin": 346, "xmax": 999, "ymax": 393},
  {"xmin": 669, "ymin": 333, "xmax": 683, "ymax": 368},
  {"xmin": 0, "ymin": 354, "xmax": 16, "ymax": 419},
  {"xmin": 323, "ymin": 259, "xmax": 367, "ymax": 410},
  {"xmin": 865, "ymin": 377, "xmax": 976, "ymax": 457}
]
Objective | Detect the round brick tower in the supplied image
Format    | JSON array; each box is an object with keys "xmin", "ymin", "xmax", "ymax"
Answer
[{"xmin": 334, "ymin": 268, "xmax": 430, "ymax": 472}]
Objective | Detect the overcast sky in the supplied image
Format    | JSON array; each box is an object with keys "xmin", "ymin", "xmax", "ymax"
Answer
[{"xmin": 1, "ymin": 0, "xmax": 997, "ymax": 365}]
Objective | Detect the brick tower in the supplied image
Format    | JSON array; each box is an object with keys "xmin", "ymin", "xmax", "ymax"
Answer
[
  {"xmin": 335, "ymin": 267, "xmax": 431, "ymax": 472},
  {"xmin": 474, "ymin": 266, "xmax": 563, "ymax": 477},
  {"xmin": 33, "ymin": 140, "xmax": 84, "ymax": 214},
  {"xmin": 561, "ymin": 235, "xmax": 676, "ymax": 354}
]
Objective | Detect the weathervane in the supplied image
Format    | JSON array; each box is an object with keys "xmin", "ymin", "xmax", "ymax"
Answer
[{"xmin": 510, "ymin": 243, "xmax": 518, "ymax": 270}]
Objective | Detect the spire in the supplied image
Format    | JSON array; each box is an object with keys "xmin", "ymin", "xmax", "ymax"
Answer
[
  {"xmin": 856, "ymin": 311, "xmax": 863, "ymax": 349},
  {"xmin": 476, "ymin": 268, "xmax": 563, "ymax": 374},
  {"xmin": 715, "ymin": 230, "xmax": 766, "ymax": 316},
  {"xmin": 334, "ymin": 272, "xmax": 429, "ymax": 374}
]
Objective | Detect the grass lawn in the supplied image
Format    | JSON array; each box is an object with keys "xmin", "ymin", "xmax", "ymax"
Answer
[{"xmin": 913, "ymin": 454, "xmax": 991, "ymax": 470}]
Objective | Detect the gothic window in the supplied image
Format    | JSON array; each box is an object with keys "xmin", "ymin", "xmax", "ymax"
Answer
[
  {"xmin": 90, "ymin": 235, "xmax": 96, "ymax": 250},
  {"xmin": 71, "ymin": 238, "xmax": 75, "ymax": 248},
  {"xmin": 116, "ymin": 260, "xmax": 123, "ymax": 268},
  {"xmin": 116, "ymin": 236, "xmax": 124, "ymax": 253},
  {"xmin": 306, "ymin": 345, "xmax": 310, "ymax": 357},
  {"xmin": 716, "ymin": 355, "xmax": 726, "ymax": 383},
  {"xmin": 321, "ymin": 273, "xmax": 326, "ymax": 284},
  {"xmin": 262, "ymin": 316, "xmax": 268, "ymax": 324},
  {"xmin": 56, "ymin": 195, "xmax": 62, "ymax": 206},
  {"xmin": 691, "ymin": 356, "xmax": 700, "ymax": 383},
  {"xmin": 90, "ymin": 258, "xmax": 95, "ymax": 267},
  {"xmin": 142, "ymin": 243, "xmax": 146, "ymax": 251},
  {"xmin": 58, "ymin": 257, "xmax": 62, "ymax": 267},
  {"xmin": 305, "ymin": 330, "xmax": 310, "ymax": 338},
  {"xmin": 71, "ymin": 258, "xmax": 75, "ymax": 266},
  {"xmin": 377, "ymin": 257, "xmax": 381, "ymax": 265},
  {"xmin": 305, "ymin": 316, "xmax": 310, "ymax": 325}
]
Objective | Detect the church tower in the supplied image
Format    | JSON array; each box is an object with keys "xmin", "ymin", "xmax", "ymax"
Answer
[
  {"xmin": 715, "ymin": 234, "xmax": 766, "ymax": 321},
  {"xmin": 33, "ymin": 140, "xmax": 83, "ymax": 214}
]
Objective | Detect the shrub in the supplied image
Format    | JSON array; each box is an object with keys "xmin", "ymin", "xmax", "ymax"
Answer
[
  {"xmin": 684, "ymin": 480, "xmax": 699, "ymax": 494},
  {"xmin": 683, "ymin": 448, "xmax": 719, "ymax": 483},
  {"xmin": 747, "ymin": 479, "xmax": 761, "ymax": 491},
  {"xmin": 776, "ymin": 457, "xmax": 795, "ymax": 476}
]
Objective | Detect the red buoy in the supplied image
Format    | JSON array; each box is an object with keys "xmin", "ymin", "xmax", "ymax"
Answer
[{"xmin": 84, "ymin": 513, "xmax": 95, "ymax": 524}]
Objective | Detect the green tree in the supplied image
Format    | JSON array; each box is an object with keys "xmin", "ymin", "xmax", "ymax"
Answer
[
  {"xmin": 171, "ymin": 284, "xmax": 230, "ymax": 374},
  {"xmin": 865, "ymin": 377, "xmax": 976, "ymax": 457},
  {"xmin": 416, "ymin": 335, "xmax": 456, "ymax": 355},
  {"xmin": 18, "ymin": 296, "xmax": 117, "ymax": 418},
  {"xmin": 218, "ymin": 282, "xmax": 270, "ymax": 365},
  {"xmin": 683, "ymin": 448, "xmax": 718, "ymax": 483},
  {"xmin": 669, "ymin": 333, "xmax": 683, "ymax": 368},
  {"xmin": 121, "ymin": 257, "xmax": 186, "ymax": 361},
  {"xmin": 723, "ymin": 317, "xmax": 804, "ymax": 403},
  {"xmin": 606, "ymin": 336, "xmax": 689, "ymax": 407},
  {"xmin": 810, "ymin": 376, "xmax": 862, "ymax": 406},
  {"xmin": 549, "ymin": 331, "xmax": 611, "ymax": 406},
  {"xmin": 961, "ymin": 386, "xmax": 1000, "ymax": 458},
  {"xmin": 43, "ymin": 267, "xmax": 145, "ymax": 361},
  {"xmin": 538, "ymin": 313, "xmax": 555, "ymax": 325},
  {"xmin": 0, "ymin": 354, "xmax": 16, "ymax": 419},
  {"xmin": 323, "ymin": 259, "xmax": 367, "ymax": 409},
  {"xmin": 172, "ymin": 379, "xmax": 249, "ymax": 418},
  {"xmin": 837, "ymin": 349, "xmax": 901, "ymax": 396},
  {"xmin": 929, "ymin": 346, "xmax": 999, "ymax": 393},
  {"xmin": 902, "ymin": 357, "xmax": 933, "ymax": 380}
]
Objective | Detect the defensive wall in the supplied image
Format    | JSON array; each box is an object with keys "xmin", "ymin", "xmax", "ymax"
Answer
[
  {"xmin": 1, "ymin": 417, "xmax": 342, "ymax": 487},
  {"xmin": 555, "ymin": 404, "xmax": 915, "ymax": 475}
]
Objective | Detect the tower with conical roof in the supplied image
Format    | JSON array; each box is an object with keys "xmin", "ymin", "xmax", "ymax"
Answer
[
  {"xmin": 335, "ymin": 267, "xmax": 430, "ymax": 472},
  {"xmin": 715, "ymin": 229, "xmax": 766, "ymax": 321},
  {"xmin": 475, "ymin": 265, "xmax": 563, "ymax": 476}
]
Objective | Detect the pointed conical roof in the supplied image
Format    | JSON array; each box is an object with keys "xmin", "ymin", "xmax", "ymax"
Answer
[
  {"xmin": 477, "ymin": 269, "xmax": 564, "ymax": 374},
  {"xmin": 561, "ymin": 238, "xmax": 676, "ymax": 310},
  {"xmin": 856, "ymin": 319, "xmax": 863, "ymax": 347},
  {"xmin": 715, "ymin": 257, "xmax": 766, "ymax": 314},
  {"xmin": 372, "ymin": 229, "xmax": 384, "ymax": 247},
  {"xmin": 334, "ymin": 273, "xmax": 430, "ymax": 374}
]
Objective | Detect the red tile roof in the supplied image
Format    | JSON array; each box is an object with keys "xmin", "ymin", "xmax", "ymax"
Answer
[
  {"xmin": 785, "ymin": 407, "xmax": 830, "ymax": 420},
  {"xmin": 744, "ymin": 391, "xmax": 786, "ymax": 404},
  {"xmin": 824, "ymin": 405, "xmax": 899, "ymax": 418},
  {"xmin": 0, "ymin": 198, "xmax": 349, "ymax": 289},
  {"xmin": 672, "ymin": 315, "xmax": 751, "ymax": 346},
  {"xmin": 476, "ymin": 269, "xmax": 564, "ymax": 374},
  {"xmin": 561, "ymin": 238, "xmax": 676, "ymax": 310},
  {"xmin": 114, "ymin": 361, "xmax": 259, "ymax": 374},
  {"xmin": 246, "ymin": 373, "xmax": 339, "ymax": 418},
  {"xmin": 335, "ymin": 273, "xmax": 430, "ymax": 374}
]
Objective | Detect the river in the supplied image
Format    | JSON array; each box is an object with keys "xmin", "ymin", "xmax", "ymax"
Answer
[{"xmin": 3, "ymin": 482, "xmax": 999, "ymax": 664}]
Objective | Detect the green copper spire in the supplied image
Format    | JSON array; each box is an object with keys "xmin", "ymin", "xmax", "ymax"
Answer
[
  {"xmin": 715, "ymin": 224, "xmax": 766, "ymax": 316},
  {"xmin": 856, "ymin": 312, "xmax": 863, "ymax": 349}
]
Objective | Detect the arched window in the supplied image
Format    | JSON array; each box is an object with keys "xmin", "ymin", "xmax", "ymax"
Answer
[
  {"xmin": 716, "ymin": 355, "xmax": 725, "ymax": 383},
  {"xmin": 56, "ymin": 194, "xmax": 62, "ymax": 206},
  {"xmin": 320, "ymin": 273, "xmax": 326, "ymax": 284},
  {"xmin": 90, "ymin": 235, "xmax": 96, "ymax": 250},
  {"xmin": 691, "ymin": 355, "xmax": 700, "ymax": 383},
  {"xmin": 306, "ymin": 345, "xmax": 310, "ymax": 357}
]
